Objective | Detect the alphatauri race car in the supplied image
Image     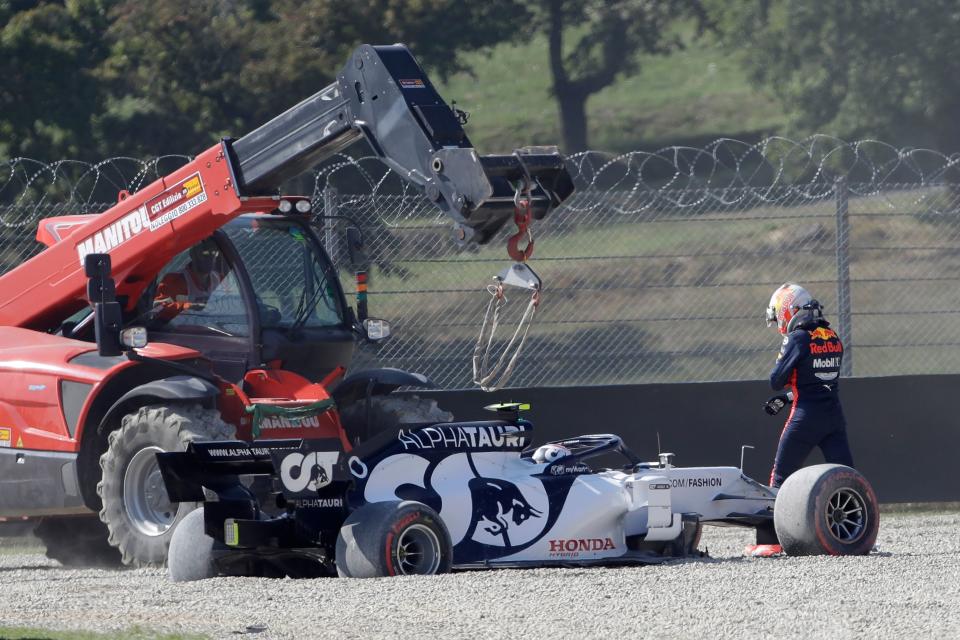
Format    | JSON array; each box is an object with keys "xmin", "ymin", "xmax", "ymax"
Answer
[{"xmin": 158, "ymin": 403, "xmax": 880, "ymax": 580}]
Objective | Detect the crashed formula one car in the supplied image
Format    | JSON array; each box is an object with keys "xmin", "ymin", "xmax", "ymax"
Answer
[{"xmin": 158, "ymin": 403, "xmax": 880, "ymax": 580}]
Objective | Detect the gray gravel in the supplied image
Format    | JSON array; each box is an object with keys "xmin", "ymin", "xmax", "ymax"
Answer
[{"xmin": 1, "ymin": 510, "xmax": 957, "ymax": 640}]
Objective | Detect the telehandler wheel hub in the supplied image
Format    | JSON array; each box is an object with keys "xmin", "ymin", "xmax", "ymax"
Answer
[{"xmin": 124, "ymin": 446, "xmax": 176, "ymax": 536}]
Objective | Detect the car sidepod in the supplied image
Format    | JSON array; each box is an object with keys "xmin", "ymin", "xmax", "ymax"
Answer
[{"xmin": 353, "ymin": 422, "xmax": 633, "ymax": 567}]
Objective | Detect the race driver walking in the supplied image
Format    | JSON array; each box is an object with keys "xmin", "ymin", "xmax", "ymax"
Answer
[{"xmin": 747, "ymin": 283, "xmax": 855, "ymax": 557}]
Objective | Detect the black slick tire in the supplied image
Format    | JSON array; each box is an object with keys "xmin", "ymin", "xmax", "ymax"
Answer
[
  {"xmin": 335, "ymin": 501, "xmax": 452, "ymax": 578},
  {"xmin": 774, "ymin": 463, "xmax": 879, "ymax": 556},
  {"xmin": 97, "ymin": 404, "xmax": 234, "ymax": 567}
]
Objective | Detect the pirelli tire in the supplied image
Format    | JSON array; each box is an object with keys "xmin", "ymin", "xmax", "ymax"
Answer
[
  {"xmin": 97, "ymin": 404, "xmax": 235, "ymax": 567},
  {"xmin": 338, "ymin": 395, "xmax": 453, "ymax": 442},
  {"xmin": 335, "ymin": 501, "xmax": 452, "ymax": 578},
  {"xmin": 774, "ymin": 464, "xmax": 879, "ymax": 556},
  {"xmin": 167, "ymin": 507, "xmax": 219, "ymax": 582},
  {"xmin": 33, "ymin": 516, "xmax": 122, "ymax": 567}
]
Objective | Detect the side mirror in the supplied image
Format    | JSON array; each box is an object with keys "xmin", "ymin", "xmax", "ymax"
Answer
[
  {"xmin": 362, "ymin": 318, "xmax": 391, "ymax": 342},
  {"xmin": 84, "ymin": 254, "xmax": 148, "ymax": 355},
  {"xmin": 85, "ymin": 253, "xmax": 123, "ymax": 357},
  {"xmin": 94, "ymin": 303, "xmax": 124, "ymax": 356}
]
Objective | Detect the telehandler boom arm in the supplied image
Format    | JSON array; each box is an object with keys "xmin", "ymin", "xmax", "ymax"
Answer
[{"xmin": 0, "ymin": 44, "xmax": 573, "ymax": 330}]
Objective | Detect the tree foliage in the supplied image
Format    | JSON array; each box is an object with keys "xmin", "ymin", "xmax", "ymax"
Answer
[
  {"xmin": 300, "ymin": 0, "xmax": 528, "ymax": 82},
  {"xmin": 0, "ymin": 0, "xmax": 112, "ymax": 158},
  {"xmin": 95, "ymin": 0, "xmax": 340, "ymax": 157},
  {"xmin": 0, "ymin": 0, "xmax": 524, "ymax": 160},
  {"xmin": 535, "ymin": 0, "xmax": 703, "ymax": 152},
  {"xmin": 708, "ymin": 0, "xmax": 960, "ymax": 150},
  {"xmin": 14, "ymin": 0, "xmax": 960, "ymax": 163},
  {"xmin": 0, "ymin": 0, "xmax": 702, "ymax": 160}
]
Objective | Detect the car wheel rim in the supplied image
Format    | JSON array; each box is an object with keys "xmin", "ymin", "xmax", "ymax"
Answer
[
  {"xmin": 824, "ymin": 487, "xmax": 867, "ymax": 544},
  {"xmin": 123, "ymin": 446, "xmax": 176, "ymax": 537},
  {"xmin": 396, "ymin": 523, "xmax": 442, "ymax": 575}
]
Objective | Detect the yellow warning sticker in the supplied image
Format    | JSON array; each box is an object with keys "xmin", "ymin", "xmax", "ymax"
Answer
[
  {"xmin": 15, "ymin": 436, "xmax": 23, "ymax": 448},
  {"xmin": 0, "ymin": 427, "xmax": 10, "ymax": 448},
  {"xmin": 147, "ymin": 172, "xmax": 207, "ymax": 232},
  {"xmin": 182, "ymin": 175, "xmax": 203, "ymax": 198}
]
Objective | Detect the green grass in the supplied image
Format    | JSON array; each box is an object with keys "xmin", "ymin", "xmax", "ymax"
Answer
[
  {"xmin": 0, "ymin": 628, "xmax": 206, "ymax": 640},
  {"xmin": 435, "ymin": 28, "xmax": 787, "ymax": 153},
  {"xmin": 0, "ymin": 542, "xmax": 43, "ymax": 555},
  {"xmin": 880, "ymin": 503, "xmax": 960, "ymax": 515},
  {"xmin": 344, "ymin": 183, "xmax": 960, "ymax": 384},
  {"xmin": 344, "ymin": 199, "xmax": 833, "ymax": 297}
]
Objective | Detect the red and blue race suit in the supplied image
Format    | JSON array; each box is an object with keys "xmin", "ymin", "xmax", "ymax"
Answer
[{"xmin": 769, "ymin": 319, "xmax": 854, "ymax": 488}]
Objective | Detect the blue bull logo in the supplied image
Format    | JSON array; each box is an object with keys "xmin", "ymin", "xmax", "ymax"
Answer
[
  {"xmin": 307, "ymin": 464, "xmax": 329, "ymax": 492},
  {"xmin": 361, "ymin": 450, "xmax": 574, "ymax": 560},
  {"xmin": 468, "ymin": 477, "xmax": 542, "ymax": 548}
]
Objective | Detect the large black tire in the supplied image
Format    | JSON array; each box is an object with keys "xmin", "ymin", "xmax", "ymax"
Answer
[
  {"xmin": 97, "ymin": 404, "xmax": 235, "ymax": 567},
  {"xmin": 168, "ymin": 507, "xmax": 218, "ymax": 582},
  {"xmin": 33, "ymin": 516, "xmax": 122, "ymax": 567},
  {"xmin": 774, "ymin": 464, "xmax": 879, "ymax": 556},
  {"xmin": 335, "ymin": 501, "xmax": 452, "ymax": 578},
  {"xmin": 338, "ymin": 395, "xmax": 453, "ymax": 442}
]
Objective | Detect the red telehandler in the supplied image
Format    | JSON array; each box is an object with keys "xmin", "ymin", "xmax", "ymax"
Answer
[{"xmin": 0, "ymin": 44, "xmax": 573, "ymax": 566}]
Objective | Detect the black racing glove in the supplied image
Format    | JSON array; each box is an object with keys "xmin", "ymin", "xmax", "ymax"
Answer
[{"xmin": 763, "ymin": 393, "xmax": 791, "ymax": 416}]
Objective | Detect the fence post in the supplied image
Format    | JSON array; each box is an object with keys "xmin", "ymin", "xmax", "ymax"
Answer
[
  {"xmin": 835, "ymin": 176, "xmax": 853, "ymax": 376},
  {"xmin": 322, "ymin": 187, "xmax": 338, "ymax": 266}
]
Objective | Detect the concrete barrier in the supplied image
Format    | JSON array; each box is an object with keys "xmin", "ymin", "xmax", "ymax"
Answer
[{"xmin": 404, "ymin": 375, "xmax": 960, "ymax": 503}]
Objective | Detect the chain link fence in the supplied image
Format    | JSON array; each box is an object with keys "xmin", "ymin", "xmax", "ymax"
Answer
[{"xmin": 3, "ymin": 138, "xmax": 960, "ymax": 389}]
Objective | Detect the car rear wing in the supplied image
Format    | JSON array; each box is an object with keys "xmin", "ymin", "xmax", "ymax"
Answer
[
  {"xmin": 158, "ymin": 438, "xmax": 352, "ymax": 505},
  {"xmin": 158, "ymin": 439, "xmax": 302, "ymax": 502}
]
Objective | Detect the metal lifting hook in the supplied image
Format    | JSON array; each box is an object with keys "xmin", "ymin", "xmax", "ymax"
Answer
[
  {"xmin": 473, "ymin": 180, "xmax": 545, "ymax": 391},
  {"xmin": 507, "ymin": 181, "xmax": 535, "ymax": 262}
]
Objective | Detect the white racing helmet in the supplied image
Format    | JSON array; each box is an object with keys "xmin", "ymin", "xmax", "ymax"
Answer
[
  {"xmin": 532, "ymin": 443, "xmax": 572, "ymax": 464},
  {"xmin": 766, "ymin": 283, "xmax": 823, "ymax": 334}
]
